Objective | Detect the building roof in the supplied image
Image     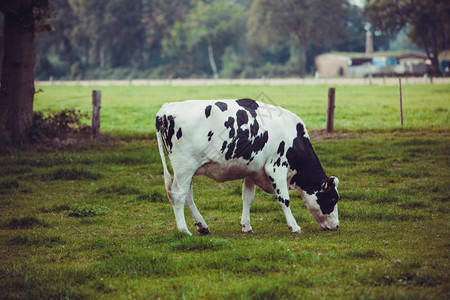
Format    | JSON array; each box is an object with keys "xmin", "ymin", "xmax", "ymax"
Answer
[
  {"xmin": 320, "ymin": 50, "xmax": 427, "ymax": 60},
  {"xmin": 396, "ymin": 52, "xmax": 427, "ymax": 60}
]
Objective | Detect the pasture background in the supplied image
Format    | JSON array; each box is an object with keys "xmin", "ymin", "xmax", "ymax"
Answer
[
  {"xmin": 1, "ymin": 83, "xmax": 449, "ymax": 299},
  {"xmin": 33, "ymin": 84, "xmax": 449, "ymax": 135}
]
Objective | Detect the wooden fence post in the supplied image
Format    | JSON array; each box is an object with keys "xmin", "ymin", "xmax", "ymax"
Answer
[
  {"xmin": 92, "ymin": 90, "xmax": 101, "ymax": 139},
  {"xmin": 398, "ymin": 78, "xmax": 403, "ymax": 126},
  {"xmin": 326, "ymin": 87, "xmax": 336, "ymax": 133}
]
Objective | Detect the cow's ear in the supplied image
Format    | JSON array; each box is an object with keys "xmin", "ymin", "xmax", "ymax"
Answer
[
  {"xmin": 329, "ymin": 176, "xmax": 339, "ymax": 189},
  {"xmin": 322, "ymin": 177, "xmax": 338, "ymax": 191},
  {"xmin": 321, "ymin": 181, "xmax": 330, "ymax": 191}
]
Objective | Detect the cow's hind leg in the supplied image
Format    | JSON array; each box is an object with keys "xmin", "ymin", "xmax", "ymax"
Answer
[
  {"xmin": 241, "ymin": 177, "xmax": 256, "ymax": 233},
  {"xmin": 171, "ymin": 172, "xmax": 194, "ymax": 235},
  {"xmin": 185, "ymin": 184, "xmax": 210, "ymax": 235}
]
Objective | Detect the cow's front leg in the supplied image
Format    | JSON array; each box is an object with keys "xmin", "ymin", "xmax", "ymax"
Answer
[
  {"xmin": 280, "ymin": 201, "xmax": 302, "ymax": 233},
  {"xmin": 185, "ymin": 184, "xmax": 210, "ymax": 235},
  {"xmin": 266, "ymin": 168, "xmax": 302, "ymax": 233},
  {"xmin": 241, "ymin": 177, "xmax": 256, "ymax": 233}
]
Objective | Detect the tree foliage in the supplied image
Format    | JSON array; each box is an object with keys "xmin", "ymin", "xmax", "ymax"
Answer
[
  {"xmin": 23, "ymin": 0, "xmax": 382, "ymax": 79},
  {"xmin": 166, "ymin": 0, "xmax": 246, "ymax": 78},
  {"xmin": 2, "ymin": 0, "xmax": 434, "ymax": 81},
  {"xmin": 247, "ymin": 0, "xmax": 350, "ymax": 76},
  {"xmin": 140, "ymin": 0, "xmax": 191, "ymax": 69},
  {"xmin": 364, "ymin": 0, "xmax": 450, "ymax": 75}
]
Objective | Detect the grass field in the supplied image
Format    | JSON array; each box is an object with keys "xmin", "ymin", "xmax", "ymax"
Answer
[
  {"xmin": 1, "ymin": 84, "xmax": 449, "ymax": 299},
  {"xmin": 33, "ymin": 84, "xmax": 449, "ymax": 135}
]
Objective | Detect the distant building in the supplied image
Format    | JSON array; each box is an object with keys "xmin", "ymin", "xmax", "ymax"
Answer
[
  {"xmin": 314, "ymin": 53, "xmax": 350, "ymax": 77},
  {"xmin": 314, "ymin": 51, "xmax": 429, "ymax": 78}
]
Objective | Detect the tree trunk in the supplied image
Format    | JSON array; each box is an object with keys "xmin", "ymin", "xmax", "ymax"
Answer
[
  {"xmin": 84, "ymin": 40, "xmax": 90, "ymax": 66},
  {"xmin": 137, "ymin": 39, "xmax": 144, "ymax": 68},
  {"xmin": 207, "ymin": 42, "xmax": 219, "ymax": 79},
  {"xmin": 430, "ymin": 26, "xmax": 442, "ymax": 76},
  {"xmin": 430, "ymin": 53, "xmax": 441, "ymax": 76},
  {"xmin": 99, "ymin": 46, "xmax": 106, "ymax": 69},
  {"xmin": 62, "ymin": 36, "xmax": 74, "ymax": 66},
  {"xmin": 299, "ymin": 49, "xmax": 307, "ymax": 77},
  {"xmin": 420, "ymin": 34, "xmax": 441, "ymax": 76},
  {"xmin": 0, "ymin": 8, "xmax": 36, "ymax": 143},
  {"xmin": 146, "ymin": 43, "xmax": 154, "ymax": 70},
  {"xmin": 295, "ymin": 34, "xmax": 308, "ymax": 78}
]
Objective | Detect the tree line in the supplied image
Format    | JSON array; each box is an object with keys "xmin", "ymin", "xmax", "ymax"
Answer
[{"xmin": 30, "ymin": 0, "xmax": 385, "ymax": 80}]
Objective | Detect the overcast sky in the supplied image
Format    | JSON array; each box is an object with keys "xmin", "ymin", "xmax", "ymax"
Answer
[{"xmin": 350, "ymin": 0, "xmax": 365, "ymax": 7}]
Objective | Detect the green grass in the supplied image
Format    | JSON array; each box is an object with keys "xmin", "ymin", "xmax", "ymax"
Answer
[
  {"xmin": 1, "ymin": 84, "xmax": 449, "ymax": 299},
  {"xmin": 33, "ymin": 84, "xmax": 449, "ymax": 135}
]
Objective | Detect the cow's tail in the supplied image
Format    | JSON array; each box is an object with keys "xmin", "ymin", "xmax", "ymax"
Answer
[{"xmin": 156, "ymin": 128, "xmax": 174, "ymax": 204}]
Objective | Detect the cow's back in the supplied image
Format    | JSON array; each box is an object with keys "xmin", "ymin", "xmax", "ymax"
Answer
[{"xmin": 156, "ymin": 99, "xmax": 306, "ymax": 174}]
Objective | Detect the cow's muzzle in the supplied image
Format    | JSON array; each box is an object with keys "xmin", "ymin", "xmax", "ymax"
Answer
[{"xmin": 321, "ymin": 224, "xmax": 339, "ymax": 231}]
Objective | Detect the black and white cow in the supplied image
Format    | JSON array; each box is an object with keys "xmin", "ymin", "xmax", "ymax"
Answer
[{"xmin": 156, "ymin": 98, "xmax": 339, "ymax": 235}]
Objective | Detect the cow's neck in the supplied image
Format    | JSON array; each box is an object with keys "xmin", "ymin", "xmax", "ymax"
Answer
[
  {"xmin": 286, "ymin": 130, "xmax": 328, "ymax": 195},
  {"xmin": 294, "ymin": 148, "xmax": 328, "ymax": 195}
]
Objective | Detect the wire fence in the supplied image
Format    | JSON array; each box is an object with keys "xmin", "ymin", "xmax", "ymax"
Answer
[
  {"xmin": 34, "ymin": 77, "xmax": 450, "ymax": 87},
  {"xmin": 0, "ymin": 95, "xmax": 91, "ymax": 109}
]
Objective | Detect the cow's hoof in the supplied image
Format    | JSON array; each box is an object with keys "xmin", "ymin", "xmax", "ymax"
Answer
[
  {"xmin": 289, "ymin": 225, "xmax": 302, "ymax": 234},
  {"xmin": 197, "ymin": 227, "xmax": 211, "ymax": 235},
  {"xmin": 195, "ymin": 223, "xmax": 210, "ymax": 235},
  {"xmin": 179, "ymin": 229, "xmax": 192, "ymax": 236},
  {"xmin": 241, "ymin": 224, "xmax": 253, "ymax": 233}
]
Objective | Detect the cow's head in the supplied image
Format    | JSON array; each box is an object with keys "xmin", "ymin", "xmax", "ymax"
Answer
[{"xmin": 300, "ymin": 176, "xmax": 339, "ymax": 231}]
